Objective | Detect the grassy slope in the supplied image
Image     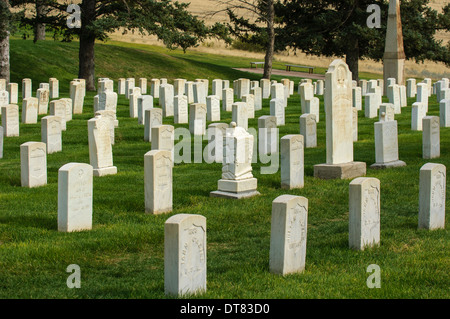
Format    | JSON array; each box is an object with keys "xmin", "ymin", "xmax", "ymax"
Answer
[{"xmin": 0, "ymin": 38, "xmax": 448, "ymax": 299}]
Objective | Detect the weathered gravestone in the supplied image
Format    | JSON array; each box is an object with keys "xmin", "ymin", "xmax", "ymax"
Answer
[
  {"xmin": 37, "ymin": 88, "xmax": 49, "ymax": 115},
  {"xmin": 164, "ymin": 214, "xmax": 206, "ymax": 296},
  {"xmin": 145, "ymin": 149, "xmax": 173, "ymax": 214},
  {"xmin": 440, "ymin": 99, "xmax": 450, "ymax": 127},
  {"xmin": 21, "ymin": 97, "xmax": 38, "ymax": 124},
  {"xmin": 20, "ymin": 141, "xmax": 47, "ymax": 188},
  {"xmin": 270, "ymin": 98, "xmax": 285, "ymax": 126},
  {"xmin": 174, "ymin": 95, "xmax": 188, "ymax": 124},
  {"xmin": 314, "ymin": 59, "xmax": 366, "ymax": 179},
  {"xmin": 269, "ymin": 195, "xmax": 308, "ymax": 275},
  {"xmin": 129, "ymin": 87, "xmax": 142, "ymax": 118},
  {"xmin": 49, "ymin": 78, "xmax": 59, "ymax": 99},
  {"xmin": 258, "ymin": 116, "xmax": 278, "ymax": 156},
  {"xmin": 349, "ymin": 177, "xmax": 381, "ymax": 250},
  {"xmin": 7, "ymin": 83, "xmax": 18, "ymax": 104},
  {"xmin": 222, "ymin": 88, "xmax": 234, "ymax": 112},
  {"xmin": 160, "ymin": 84, "xmax": 174, "ymax": 117},
  {"xmin": 144, "ymin": 108, "xmax": 163, "ymax": 142},
  {"xmin": 406, "ymin": 78, "xmax": 417, "ymax": 98},
  {"xmin": 411, "ymin": 102, "xmax": 426, "ymax": 131},
  {"xmin": 151, "ymin": 79, "xmax": 160, "ymax": 98},
  {"xmin": 260, "ymin": 78, "xmax": 271, "ymax": 99},
  {"xmin": 300, "ymin": 113, "xmax": 317, "ymax": 148},
  {"xmin": 371, "ymin": 112, "xmax": 405, "ymax": 169},
  {"xmin": 210, "ymin": 122, "xmax": 259, "ymax": 199},
  {"xmin": 88, "ymin": 113, "xmax": 117, "ymax": 176},
  {"xmin": 50, "ymin": 100, "xmax": 67, "ymax": 131},
  {"xmin": 139, "ymin": 78, "xmax": 148, "ymax": 94},
  {"xmin": 70, "ymin": 81, "xmax": 84, "ymax": 114},
  {"xmin": 206, "ymin": 123, "xmax": 228, "ymax": 163},
  {"xmin": 151, "ymin": 125, "xmax": 175, "ymax": 162},
  {"xmin": 232, "ymin": 102, "xmax": 248, "ymax": 130},
  {"xmin": 118, "ymin": 78, "xmax": 126, "ymax": 95},
  {"xmin": 41, "ymin": 116, "xmax": 62, "ymax": 154},
  {"xmin": 422, "ymin": 116, "xmax": 440, "ymax": 159},
  {"xmin": 352, "ymin": 87, "xmax": 362, "ymax": 111},
  {"xmin": 189, "ymin": 103, "xmax": 207, "ymax": 136},
  {"xmin": 207, "ymin": 95, "xmax": 221, "ymax": 122},
  {"xmin": 22, "ymin": 78, "xmax": 32, "ymax": 99},
  {"xmin": 419, "ymin": 163, "xmax": 446, "ymax": 230},
  {"xmin": 281, "ymin": 135, "xmax": 304, "ymax": 189},
  {"xmin": 242, "ymin": 94, "xmax": 255, "ymax": 119},
  {"xmin": 58, "ymin": 163, "xmax": 93, "ymax": 232},
  {"xmin": 137, "ymin": 95, "xmax": 153, "ymax": 125},
  {"xmin": 1, "ymin": 104, "xmax": 19, "ymax": 137}
]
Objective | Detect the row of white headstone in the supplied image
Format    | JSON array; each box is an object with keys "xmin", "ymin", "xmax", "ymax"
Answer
[{"xmin": 164, "ymin": 161, "xmax": 446, "ymax": 296}]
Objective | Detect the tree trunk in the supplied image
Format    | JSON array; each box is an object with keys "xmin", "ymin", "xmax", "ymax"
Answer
[
  {"xmin": 346, "ymin": 37, "xmax": 359, "ymax": 82},
  {"xmin": 34, "ymin": 2, "xmax": 46, "ymax": 42},
  {"xmin": 78, "ymin": 0, "xmax": 97, "ymax": 91},
  {"xmin": 262, "ymin": 0, "xmax": 274, "ymax": 79},
  {"xmin": 0, "ymin": 0, "xmax": 10, "ymax": 83}
]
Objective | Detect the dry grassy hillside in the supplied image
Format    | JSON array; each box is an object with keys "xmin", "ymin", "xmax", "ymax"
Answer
[{"xmin": 108, "ymin": 0, "xmax": 450, "ymax": 79}]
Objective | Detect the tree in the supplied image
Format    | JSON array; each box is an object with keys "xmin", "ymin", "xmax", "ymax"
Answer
[
  {"xmin": 214, "ymin": 0, "xmax": 278, "ymax": 79},
  {"xmin": 13, "ymin": 0, "xmax": 229, "ymax": 91},
  {"xmin": 276, "ymin": 0, "xmax": 450, "ymax": 81},
  {"xmin": 0, "ymin": 0, "xmax": 12, "ymax": 82}
]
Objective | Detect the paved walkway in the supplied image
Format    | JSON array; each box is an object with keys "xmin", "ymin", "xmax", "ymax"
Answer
[{"xmin": 233, "ymin": 68, "xmax": 325, "ymax": 80}]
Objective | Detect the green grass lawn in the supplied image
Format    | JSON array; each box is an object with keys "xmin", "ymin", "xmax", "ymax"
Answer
[{"xmin": 0, "ymin": 38, "xmax": 448, "ymax": 299}]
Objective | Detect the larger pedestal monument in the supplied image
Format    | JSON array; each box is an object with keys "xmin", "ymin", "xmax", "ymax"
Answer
[{"xmin": 314, "ymin": 59, "xmax": 366, "ymax": 180}]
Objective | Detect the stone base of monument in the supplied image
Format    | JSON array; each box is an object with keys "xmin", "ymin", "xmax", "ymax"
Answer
[
  {"xmin": 210, "ymin": 178, "xmax": 260, "ymax": 199},
  {"xmin": 314, "ymin": 162, "xmax": 366, "ymax": 180},
  {"xmin": 370, "ymin": 160, "xmax": 406, "ymax": 169},
  {"xmin": 93, "ymin": 166, "xmax": 117, "ymax": 177}
]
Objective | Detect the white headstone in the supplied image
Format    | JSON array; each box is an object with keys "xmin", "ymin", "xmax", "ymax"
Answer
[
  {"xmin": 7, "ymin": 83, "xmax": 18, "ymax": 104},
  {"xmin": 373, "ymin": 116, "xmax": 404, "ymax": 168},
  {"xmin": 129, "ymin": 87, "xmax": 142, "ymax": 118},
  {"xmin": 251, "ymin": 86, "xmax": 262, "ymax": 111},
  {"xmin": 206, "ymin": 123, "xmax": 228, "ymax": 163},
  {"xmin": 151, "ymin": 79, "xmax": 160, "ymax": 98},
  {"xmin": 49, "ymin": 78, "xmax": 59, "ymax": 99},
  {"xmin": 50, "ymin": 100, "xmax": 67, "ymax": 131},
  {"xmin": 1, "ymin": 104, "xmax": 19, "ymax": 137},
  {"xmin": 144, "ymin": 108, "xmax": 162, "ymax": 142},
  {"xmin": 37, "ymin": 88, "xmax": 49, "ymax": 115},
  {"xmin": 440, "ymin": 99, "xmax": 450, "ymax": 127},
  {"xmin": 419, "ymin": 163, "xmax": 446, "ymax": 230},
  {"xmin": 189, "ymin": 103, "xmax": 207, "ymax": 136},
  {"xmin": 349, "ymin": 177, "xmax": 381, "ymax": 250},
  {"xmin": 139, "ymin": 78, "xmax": 148, "ymax": 94},
  {"xmin": 41, "ymin": 116, "xmax": 62, "ymax": 154},
  {"xmin": 258, "ymin": 116, "xmax": 278, "ymax": 155},
  {"xmin": 422, "ymin": 116, "xmax": 440, "ymax": 159},
  {"xmin": 22, "ymin": 97, "xmax": 39, "ymax": 124},
  {"xmin": 270, "ymin": 98, "xmax": 285, "ymax": 126},
  {"xmin": 70, "ymin": 81, "xmax": 84, "ymax": 114},
  {"xmin": 184, "ymin": 81, "xmax": 194, "ymax": 104},
  {"xmin": 151, "ymin": 125, "xmax": 175, "ymax": 162},
  {"xmin": 145, "ymin": 150, "xmax": 173, "ymax": 214},
  {"xmin": 160, "ymin": 84, "xmax": 174, "ymax": 117},
  {"xmin": 174, "ymin": 79, "xmax": 186, "ymax": 96},
  {"xmin": 125, "ymin": 78, "xmax": 135, "ymax": 99},
  {"xmin": 137, "ymin": 95, "xmax": 154, "ymax": 125},
  {"xmin": 269, "ymin": 195, "xmax": 308, "ymax": 275},
  {"xmin": 174, "ymin": 95, "xmax": 188, "ymax": 124},
  {"xmin": 281, "ymin": 135, "xmax": 304, "ymax": 189},
  {"xmin": 260, "ymin": 79, "xmax": 271, "ymax": 99},
  {"xmin": 206, "ymin": 95, "xmax": 221, "ymax": 121},
  {"xmin": 58, "ymin": 163, "xmax": 93, "ymax": 232},
  {"xmin": 212, "ymin": 79, "xmax": 223, "ymax": 99},
  {"xmin": 118, "ymin": 78, "xmax": 126, "ymax": 95},
  {"xmin": 365, "ymin": 93, "xmax": 379, "ymax": 118},
  {"xmin": 300, "ymin": 113, "xmax": 317, "ymax": 148},
  {"xmin": 232, "ymin": 102, "xmax": 249, "ymax": 130},
  {"xmin": 379, "ymin": 103, "xmax": 395, "ymax": 122},
  {"xmin": 406, "ymin": 78, "xmax": 416, "ymax": 98},
  {"xmin": 411, "ymin": 102, "xmax": 426, "ymax": 131},
  {"xmin": 242, "ymin": 94, "xmax": 255, "ymax": 119},
  {"xmin": 88, "ymin": 113, "xmax": 117, "ymax": 176},
  {"xmin": 164, "ymin": 214, "xmax": 206, "ymax": 296},
  {"xmin": 417, "ymin": 83, "xmax": 429, "ymax": 112},
  {"xmin": 193, "ymin": 82, "xmax": 206, "ymax": 104},
  {"xmin": 352, "ymin": 87, "xmax": 362, "ymax": 111},
  {"xmin": 20, "ymin": 141, "xmax": 47, "ymax": 188},
  {"xmin": 22, "ymin": 78, "xmax": 32, "ymax": 99},
  {"xmin": 222, "ymin": 88, "xmax": 234, "ymax": 112},
  {"xmin": 387, "ymin": 84, "xmax": 401, "ymax": 114}
]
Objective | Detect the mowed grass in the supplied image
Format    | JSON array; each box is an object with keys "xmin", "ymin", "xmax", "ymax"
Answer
[{"xmin": 0, "ymin": 38, "xmax": 448, "ymax": 299}]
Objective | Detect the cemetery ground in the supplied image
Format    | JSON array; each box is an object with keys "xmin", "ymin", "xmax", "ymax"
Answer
[{"xmin": 0, "ymin": 38, "xmax": 448, "ymax": 299}]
